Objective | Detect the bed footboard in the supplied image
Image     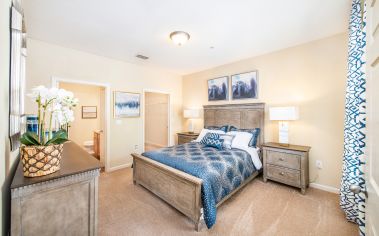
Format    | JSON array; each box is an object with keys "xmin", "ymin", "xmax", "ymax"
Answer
[{"xmin": 132, "ymin": 153, "xmax": 203, "ymax": 231}]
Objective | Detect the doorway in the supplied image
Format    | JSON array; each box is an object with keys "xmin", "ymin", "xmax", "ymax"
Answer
[
  {"xmin": 52, "ymin": 77, "xmax": 111, "ymax": 171},
  {"xmin": 144, "ymin": 91, "xmax": 170, "ymax": 152}
]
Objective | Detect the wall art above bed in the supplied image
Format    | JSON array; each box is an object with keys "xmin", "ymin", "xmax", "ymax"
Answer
[
  {"xmin": 231, "ymin": 71, "xmax": 258, "ymax": 100},
  {"xmin": 207, "ymin": 76, "xmax": 229, "ymax": 101}
]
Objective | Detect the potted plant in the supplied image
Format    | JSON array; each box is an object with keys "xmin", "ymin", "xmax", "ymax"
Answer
[{"xmin": 20, "ymin": 86, "xmax": 78, "ymax": 177}]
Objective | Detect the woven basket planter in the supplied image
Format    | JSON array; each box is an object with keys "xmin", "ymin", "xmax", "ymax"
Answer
[{"xmin": 20, "ymin": 144, "xmax": 64, "ymax": 177}]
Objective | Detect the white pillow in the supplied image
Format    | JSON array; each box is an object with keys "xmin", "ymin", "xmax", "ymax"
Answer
[
  {"xmin": 228, "ymin": 131, "xmax": 253, "ymax": 149},
  {"xmin": 195, "ymin": 129, "xmax": 225, "ymax": 142},
  {"xmin": 219, "ymin": 134, "xmax": 235, "ymax": 149}
]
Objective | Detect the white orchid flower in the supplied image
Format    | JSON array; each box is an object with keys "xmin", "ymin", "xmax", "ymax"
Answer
[
  {"xmin": 27, "ymin": 85, "xmax": 49, "ymax": 103},
  {"xmin": 27, "ymin": 85, "xmax": 78, "ymax": 144}
]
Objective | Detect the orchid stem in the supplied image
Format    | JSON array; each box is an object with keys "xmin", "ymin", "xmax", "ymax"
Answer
[{"xmin": 48, "ymin": 112, "xmax": 53, "ymax": 140}]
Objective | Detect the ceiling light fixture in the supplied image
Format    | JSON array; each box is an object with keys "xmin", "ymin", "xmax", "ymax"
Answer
[{"xmin": 170, "ymin": 31, "xmax": 190, "ymax": 46}]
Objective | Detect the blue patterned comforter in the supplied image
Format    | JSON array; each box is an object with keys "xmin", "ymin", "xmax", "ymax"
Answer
[{"xmin": 142, "ymin": 142, "xmax": 257, "ymax": 229}]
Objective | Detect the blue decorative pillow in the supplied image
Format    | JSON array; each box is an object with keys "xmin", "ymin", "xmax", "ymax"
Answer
[
  {"xmin": 228, "ymin": 126, "xmax": 239, "ymax": 132},
  {"xmin": 228, "ymin": 126, "xmax": 260, "ymax": 148},
  {"xmin": 205, "ymin": 125, "xmax": 229, "ymax": 133},
  {"xmin": 200, "ymin": 133, "xmax": 224, "ymax": 150}
]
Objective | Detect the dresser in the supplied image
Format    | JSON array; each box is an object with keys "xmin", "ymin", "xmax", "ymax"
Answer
[
  {"xmin": 262, "ymin": 142, "xmax": 311, "ymax": 194},
  {"xmin": 177, "ymin": 132, "xmax": 199, "ymax": 145},
  {"xmin": 11, "ymin": 142, "xmax": 101, "ymax": 236}
]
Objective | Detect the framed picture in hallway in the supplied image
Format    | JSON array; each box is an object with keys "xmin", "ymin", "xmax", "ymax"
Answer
[
  {"xmin": 231, "ymin": 71, "xmax": 258, "ymax": 100},
  {"xmin": 114, "ymin": 91, "xmax": 141, "ymax": 118},
  {"xmin": 207, "ymin": 76, "xmax": 229, "ymax": 101},
  {"xmin": 82, "ymin": 106, "xmax": 97, "ymax": 119}
]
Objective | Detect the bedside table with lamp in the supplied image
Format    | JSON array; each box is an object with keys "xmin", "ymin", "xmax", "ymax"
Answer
[
  {"xmin": 262, "ymin": 106, "xmax": 311, "ymax": 194},
  {"xmin": 178, "ymin": 109, "xmax": 200, "ymax": 144}
]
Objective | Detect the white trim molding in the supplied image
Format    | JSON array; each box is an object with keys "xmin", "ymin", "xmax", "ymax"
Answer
[
  {"xmin": 51, "ymin": 76, "xmax": 112, "ymax": 172},
  {"xmin": 309, "ymin": 183, "xmax": 340, "ymax": 194},
  {"xmin": 108, "ymin": 163, "xmax": 132, "ymax": 172}
]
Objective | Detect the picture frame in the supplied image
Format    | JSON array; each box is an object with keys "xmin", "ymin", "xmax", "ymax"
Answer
[
  {"xmin": 82, "ymin": 106, "xmax": 97, "ymax": 119},
  {"xmin": 231, "ymin": 71, "xmax": 258, "ymax": 100},
  {"xmin": 113, "ymin": 91, "xmax": 141, "ymax": 118},
  {"xmin": 207, "ymin": 76, "xmax": 229, "ymax": 101}
]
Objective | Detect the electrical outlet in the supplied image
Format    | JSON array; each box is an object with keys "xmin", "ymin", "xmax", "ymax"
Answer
[
  {"xmin": 134, "ymin": 145, "xmax": 139, "ymax": 151},
  {"xmin": 316, "ymin": 160, "xmax": 323, "ymax": 169}
]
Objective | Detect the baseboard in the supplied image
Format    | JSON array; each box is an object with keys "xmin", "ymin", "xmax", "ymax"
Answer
[
  {"xmin": 309, "ymin": 183, "xmax": 340, "ymax": 194},
  {"xmin": 107, "ymin": 163, "xmax": 132, "ymax": 172}
]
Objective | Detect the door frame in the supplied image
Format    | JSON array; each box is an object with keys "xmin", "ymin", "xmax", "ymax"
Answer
[
  {"xmin": 51, "ymin": 76, "xmax": 111, "ymax": 172},
  {"xmin": 142, "ymin": 89, "xmax": 171, "ymax": 151}
]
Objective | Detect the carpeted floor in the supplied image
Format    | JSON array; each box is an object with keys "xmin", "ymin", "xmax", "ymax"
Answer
[{"xmin": 98, "ymin": 168, "xmax": 358, "ymax": 236}]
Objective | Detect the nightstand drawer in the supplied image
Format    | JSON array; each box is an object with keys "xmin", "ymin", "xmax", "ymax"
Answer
[
  {"xmin": 178, "ymin": 136, "xmax": 194, "ymax": 144},
  {"xmin": 266, "ymin": 164, "xmax": 300, "ymax": 186},
  {"xmin": 266, "ymin": 150, "xmax": 300, "ymax": 170}
]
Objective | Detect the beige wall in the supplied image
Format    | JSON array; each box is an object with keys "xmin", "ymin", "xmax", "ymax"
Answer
[
  {"xmin": 145, "ymin": 92, "xmax": 169, "ymax": 147},
  {"xmin": 183, "ymin": 33, "xmax": 348, "ymax": 189},
  {"xmin": 59, "ymin": 82, "xmax": 103, "ymax": 147},
  {"xmin": 25, "ymin": 39, "xmax": 183, "ymax": 169}
]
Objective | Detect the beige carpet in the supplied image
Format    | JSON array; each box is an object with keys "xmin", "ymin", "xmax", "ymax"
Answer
[{"xmin": 99, "ymin": 168, "xmax": 358, "ymax": 236}]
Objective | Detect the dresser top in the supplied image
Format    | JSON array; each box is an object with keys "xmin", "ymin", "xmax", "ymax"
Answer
[
  {"xmin": 177, "ymin": 132, "xmax": 199, "ymax": 136},
  {"xmin": 262, "ymin": 142, "xmax": 311, "ymax": 152},
  {"xmin": 11, "ymin": 141, "xmax": 101, "ymax": 189}
]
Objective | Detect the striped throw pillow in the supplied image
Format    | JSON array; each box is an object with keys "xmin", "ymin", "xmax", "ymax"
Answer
[
  {"xmin": 219, "ymin": 134, "xmax": 235, "ymax": 149},
  {"xmin": 200, "ymin": 133, "xmax": 224, "ymax": 150}
]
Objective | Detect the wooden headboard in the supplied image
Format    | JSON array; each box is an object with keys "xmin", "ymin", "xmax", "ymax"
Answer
[{"xmin": 203, "ymin": 103, "xmax": 265, "ymax": 147}]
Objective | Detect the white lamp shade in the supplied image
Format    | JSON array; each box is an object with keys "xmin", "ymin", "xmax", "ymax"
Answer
[
  {"xmin": 183, "ymin": 109, "xmax": 200, "ymax": 119},
  {"xmin": 269, "ymin": 107, "xmax": 299, "ymax": 121}
]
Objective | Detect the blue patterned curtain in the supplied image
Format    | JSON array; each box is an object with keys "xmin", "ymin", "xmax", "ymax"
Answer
[{"xmin": 340, "ymin": 0, "xmax": 367, "ymax": 235}]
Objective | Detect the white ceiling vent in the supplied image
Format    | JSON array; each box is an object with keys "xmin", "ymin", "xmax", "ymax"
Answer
[{"xmin": 136, "ymin": 54, "xmax": 149, "ymax": 60}]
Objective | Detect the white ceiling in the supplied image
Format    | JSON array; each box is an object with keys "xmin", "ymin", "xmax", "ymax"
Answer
[{"xmin": 23, "ymin": 0, "xmax": 350, "ymax": 75}]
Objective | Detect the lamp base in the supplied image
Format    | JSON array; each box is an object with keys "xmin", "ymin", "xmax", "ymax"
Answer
[
  {"xmin": 278, "ymin": 121, "xmax": 289, "ymax": 145},
  {"xmin": 188, "ymin": 119, "xmax": 195, "ymax": 133}
]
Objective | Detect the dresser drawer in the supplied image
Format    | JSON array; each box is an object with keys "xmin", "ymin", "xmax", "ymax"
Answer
[
  {"xmin": 266, "ymin": 164, "xmax": 301, "ymax": 186},
  {"xmin": 266, "ymin": 150, "xmax": 300, "ymax": 170}
]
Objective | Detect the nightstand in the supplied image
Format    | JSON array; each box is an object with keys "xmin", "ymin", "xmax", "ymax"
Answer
[
  {"xmin": 177, "ymin": 132, "xmax": 199, "ymax": 145},
  {"xmin": 262, "ymin": 142, "xmax": 311, "ymax": 194}
]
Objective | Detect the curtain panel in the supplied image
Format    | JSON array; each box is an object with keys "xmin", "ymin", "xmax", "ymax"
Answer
[{"xmin": 340, "ymin": 0, "xmax": 367, "ymax": 235}]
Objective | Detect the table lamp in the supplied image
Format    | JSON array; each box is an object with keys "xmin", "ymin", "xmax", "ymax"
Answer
[
  {"xmin": 269, "ymin": 106, "xmax": 299, "ymax": 146},
  {"xmin": 183, "ymin": 109, "xmax": 200, "ymax": 133}
]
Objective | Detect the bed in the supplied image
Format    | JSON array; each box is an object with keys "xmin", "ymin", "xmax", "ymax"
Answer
[{"xmin": 131, "ymin": 103, "xmax": 265, "ymax": 231}]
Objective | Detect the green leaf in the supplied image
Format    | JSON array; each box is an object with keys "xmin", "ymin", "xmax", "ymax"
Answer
[
  {"xmin": 49, "ymin": 138, "xmax": 69, "ymax": 145},
  {"xmin": 45, "ymin": 130, "xmax": 69, "ymax": 145},
  {"xmin": 20, "ymin": 132, "xmax": 41, "ymax": 146}
]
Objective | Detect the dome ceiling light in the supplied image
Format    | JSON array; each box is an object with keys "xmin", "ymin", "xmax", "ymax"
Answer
[{"xmin": 169, "ymin": 31, "xmax": 190, "ymax": 46}]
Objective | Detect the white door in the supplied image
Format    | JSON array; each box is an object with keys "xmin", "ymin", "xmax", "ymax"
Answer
[{"xmin": 365, "ymin": 0, "xmax": 379, "ymax": 235}]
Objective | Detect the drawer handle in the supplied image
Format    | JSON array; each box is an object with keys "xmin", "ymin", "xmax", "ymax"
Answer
[
  {"xmin": 279, "ymin": 157, "xmax": 284, "ymax": 161},
  {"xmin": 279, "ymin": 172, "xmax": 285, "ymax": 176}
]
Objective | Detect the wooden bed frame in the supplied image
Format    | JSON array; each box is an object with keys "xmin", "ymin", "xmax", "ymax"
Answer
[{"xmin": 132, "ymin": 103, "xmax": 265, "ymax": 231}]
